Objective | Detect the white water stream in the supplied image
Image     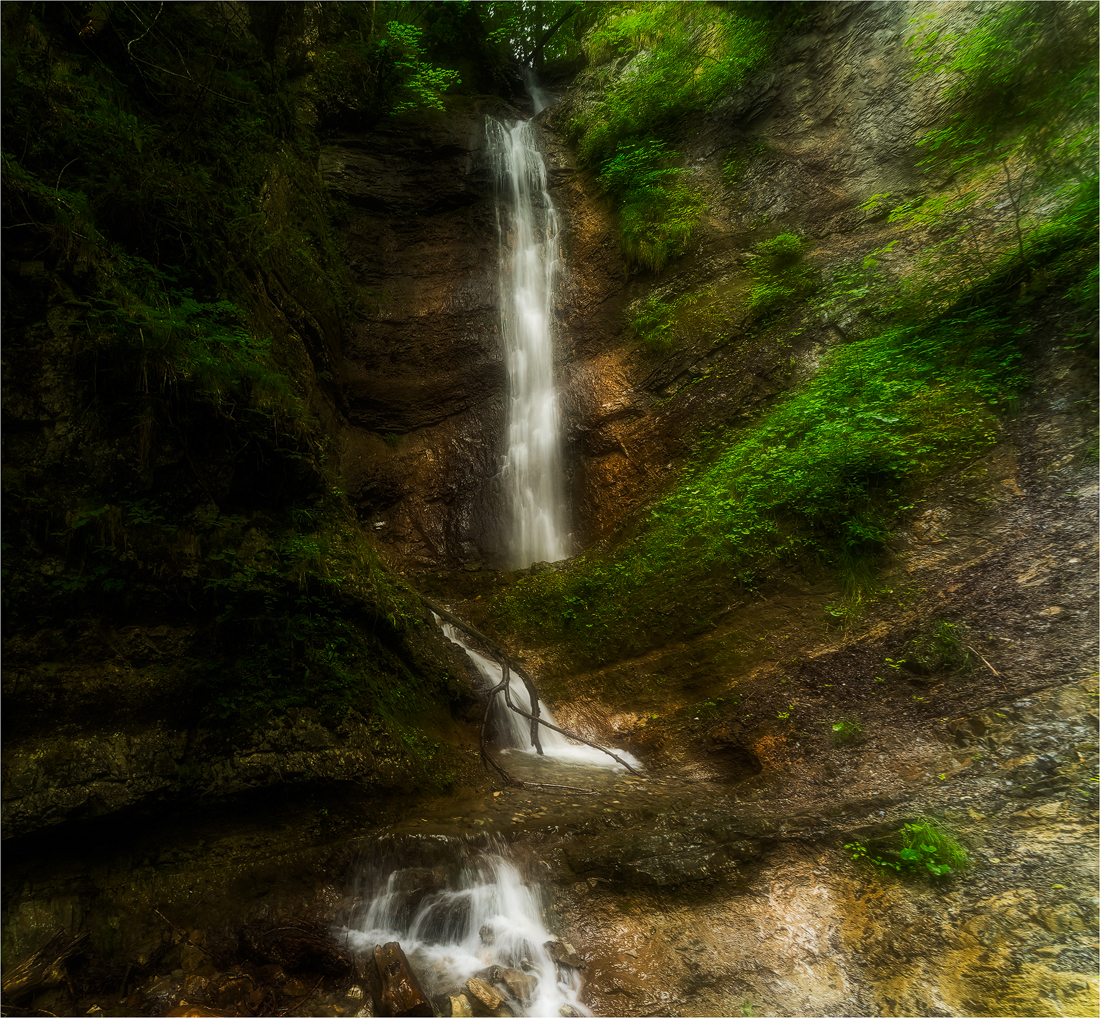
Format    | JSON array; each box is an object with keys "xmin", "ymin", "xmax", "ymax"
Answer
[
  {"xmin": 486, "ymin": 114, "xmax": 568, "ymax": 568},
  {"xmin": 344, "ymin": 842, "xmax": 588, "ymax": 1017},
  {"xmin": 442, "ymin": 622, "xmax": 640, "ymax": 771},
  {"xmin": 346, "ymin": 82, "xmax": 620, "ymax": 1018}
]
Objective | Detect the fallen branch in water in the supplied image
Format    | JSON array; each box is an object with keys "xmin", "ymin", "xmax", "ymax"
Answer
[{"xmin": 421, "ymin": 594, "xmax": 642, "ymax": 779}]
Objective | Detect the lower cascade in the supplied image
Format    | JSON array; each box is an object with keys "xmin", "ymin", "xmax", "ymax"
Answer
[{"xmin": 343, "ymin": 839, "xmax": 589, "ymax": 1017}]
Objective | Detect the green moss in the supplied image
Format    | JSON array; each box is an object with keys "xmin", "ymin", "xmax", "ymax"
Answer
[
  {"xmin": 745, "ymin": 233, "xmax": 819, "ymax": 319},
  {"xmin": 0, "ymin": 3, "xmax": 467, "ymax": 743},
  {"xmin": 571, "ymin": 3, "xmax": 794, "ymax": 271},
  {"xmin": 629, "ymin": 288, "xmax": 707, "ymax": 350},
  {"xmin": 574, "ymin": 4, "xmax": 775, "ymax": 168},
  {"xmin": 490, "ymin": 223, "xmax": 1096, "ymax": 664}
]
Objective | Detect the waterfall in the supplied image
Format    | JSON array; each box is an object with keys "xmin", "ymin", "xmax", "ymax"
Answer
[
  {"xmin": 442, "ymin": 622, "xmax": 641, "ymax": 769},
  {"xmin": 486, "ymin": 116, "xmax": 569, "ymax": 569},
  {"xmin": 343, "ymin": 838, "xmax": 590, "ymax": 1017},
  {"xmin": 521, "ymin": 66, "xmax": 554, "ymax": 116}
]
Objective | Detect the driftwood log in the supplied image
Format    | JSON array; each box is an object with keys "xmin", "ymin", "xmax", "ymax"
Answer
[
  {"xmin": 421, "ymin": 595, "xmax": 641, "ymax": 784},
  {"xmin": 1, "ymin": 928, "xmax": 87, "ymax": 1002}
]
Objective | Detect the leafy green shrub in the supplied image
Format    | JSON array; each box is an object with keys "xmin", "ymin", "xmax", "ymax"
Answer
[
  {"xmin": 907, "ymin": 620, "xmax": 972, "ymax": 674},
  {"xmin": 753, "ymin": 232, "xmax": 807, "ymax": 266},
  {"xmin": 746, "ymin": 233, "xmax": 818, "ymax": 318},
  {"xmin": 845, "ymin": 819, "xmax": 970, "ymax": 881},
  {"xmin": 597, "ymin": 138, "xmax": 704, "ymax": 272}
]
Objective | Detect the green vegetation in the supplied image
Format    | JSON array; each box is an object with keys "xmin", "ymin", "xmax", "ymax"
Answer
[
  {"xmin": 0, "ymin": 3, "xmax": 477, "ymax": 770},
  {"xmin": 630, "ymin": 287, "xmax": 708, "ymax": 350},
  {"xmin": 575, "ymin": 4, "xmax": 773, "ymax": 168},
  {"xmin": 881, "ymin": 3, "xmax": 1099, "ymax": 301},
  {"xmin": 492, "ymin": 283, "xmax": 1029, "ymax": 663},
  {"xmin": 746, "ymin": 233, "xmax": 818, "ymax": 319},
  {"xmin": 907, "ymin": 621, "xmax": 973, "ymax": 675},
  {"xmin": 570, "ymin": 3, "xmax": 792, "ymax": 270},
  {"xmin": 845, "ymin": 819, "xmax": 971, "ymax": 881},
  {"xmin": 598, "ymin": 139, "xmax": 706, "ymax": 272},
  {"xmin": 830, "ymin": 719, "xmax": 863, "ymax": 746},
  {"xmin": 491, "ymin": 5, "xmax": 1097, "ymax": 666}
]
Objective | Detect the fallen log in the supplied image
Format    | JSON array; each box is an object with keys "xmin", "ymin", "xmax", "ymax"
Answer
[{"xmin": 1, "ymin": 928, "xmax": 87, "ymax": 1002}]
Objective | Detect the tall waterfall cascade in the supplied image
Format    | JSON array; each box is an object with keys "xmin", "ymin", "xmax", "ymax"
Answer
[
  {"xmin": 347, "ymin": 87, "xmax": 607, "ymax": 1018},
  {"xmin": 486, "ymin": 116, "xmax": 569, "ymax": 569}
]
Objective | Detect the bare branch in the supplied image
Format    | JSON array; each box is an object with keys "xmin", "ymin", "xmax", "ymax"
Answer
[{"xmin": 422, "ymin": 594, "xmax": 641, "ymax": 777}]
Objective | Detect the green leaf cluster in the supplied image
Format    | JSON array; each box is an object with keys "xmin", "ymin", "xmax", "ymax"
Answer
[
  {"xmin": 846, "ymin": 818, "xmax": 971, "ymax": 881},
  {"xmin": 384, "ymin": 21, "xmax": 462, "ymax": 114},
  {"xmin": 576, "ymin": 3, "xmax": 772, "ymax": 168}
]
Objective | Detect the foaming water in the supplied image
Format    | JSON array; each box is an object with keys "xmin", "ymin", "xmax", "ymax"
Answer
[
  {"xmin": 486, "ymin": 116, "xmax": 568, "ymax": 568},
  {"xmin": 442, "ymin": 622, "xmax": 641, "ymax": 770},
  {"xmin": 342, "ymin": 838, "xmax": 589, "ymax": 1017}
]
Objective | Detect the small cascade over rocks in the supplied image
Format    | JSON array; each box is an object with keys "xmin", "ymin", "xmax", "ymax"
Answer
[
  {"xmin": 486, "ymin": 112, "xmax": 568, "ymax": 569},
  {"xmin": 343, "ymin": 838, "xmax": 589, "ymax": 1018},
  {"xmin": 443, "ymin": 622, "xmax": 641, "ymax": 771}
]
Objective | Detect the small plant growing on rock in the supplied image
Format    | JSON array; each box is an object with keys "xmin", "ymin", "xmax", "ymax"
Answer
[
  {"xmin": 907, "ymin": 620, "xmax": 972, "ymax": 674},
  {"xmin": 830, "ymin": 718, "xmax": 863, "ymax": 746},
  {"xmin": 899, "ymin": 819, "xmax": 970, "ymax": 878},
  {"xmin": 845, "ymin": 817, "xmax": 970, "ymax": 881}
]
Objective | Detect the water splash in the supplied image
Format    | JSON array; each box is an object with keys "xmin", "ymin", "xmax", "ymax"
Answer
[
  {"xmin": 486, "ymin": 116, "xmax": 569, "ymax": 568},
  {"xmin": 343, "ymin": 838, "xmax": 589, "ymax": 1017}
]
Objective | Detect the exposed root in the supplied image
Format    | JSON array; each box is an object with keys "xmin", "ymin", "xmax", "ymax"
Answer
[{"xmin": 422, "ymin": 595, "xmax": 642, "ymax": 780}]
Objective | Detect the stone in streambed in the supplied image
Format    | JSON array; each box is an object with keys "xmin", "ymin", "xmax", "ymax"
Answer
[
  {"xmin": 545, "ymin": 940, "xmax": 586, "ymax": 970},
  {"xmin": 465, "ymin": 976, "xmax": 514, "ymax": 1016},
  {"xmin": 500, "ymin": 967, "xmax": 537, "ymax": 1003},
  {"xmin": 449, "ymin": 994, "xmax": 474, "ymax": 1017}
]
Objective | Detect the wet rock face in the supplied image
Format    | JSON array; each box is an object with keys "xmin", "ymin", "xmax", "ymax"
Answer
[
  {"xmin": 326, "ymin": 100, "xmax": 525, "ymax": 568},
  {"xmin": 323, "ymin": 0, "xmax": 951, "ymax": 566},
  {"xmin": 528, "ymin": 1, "xmax": 978, "ymax": 549}
]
